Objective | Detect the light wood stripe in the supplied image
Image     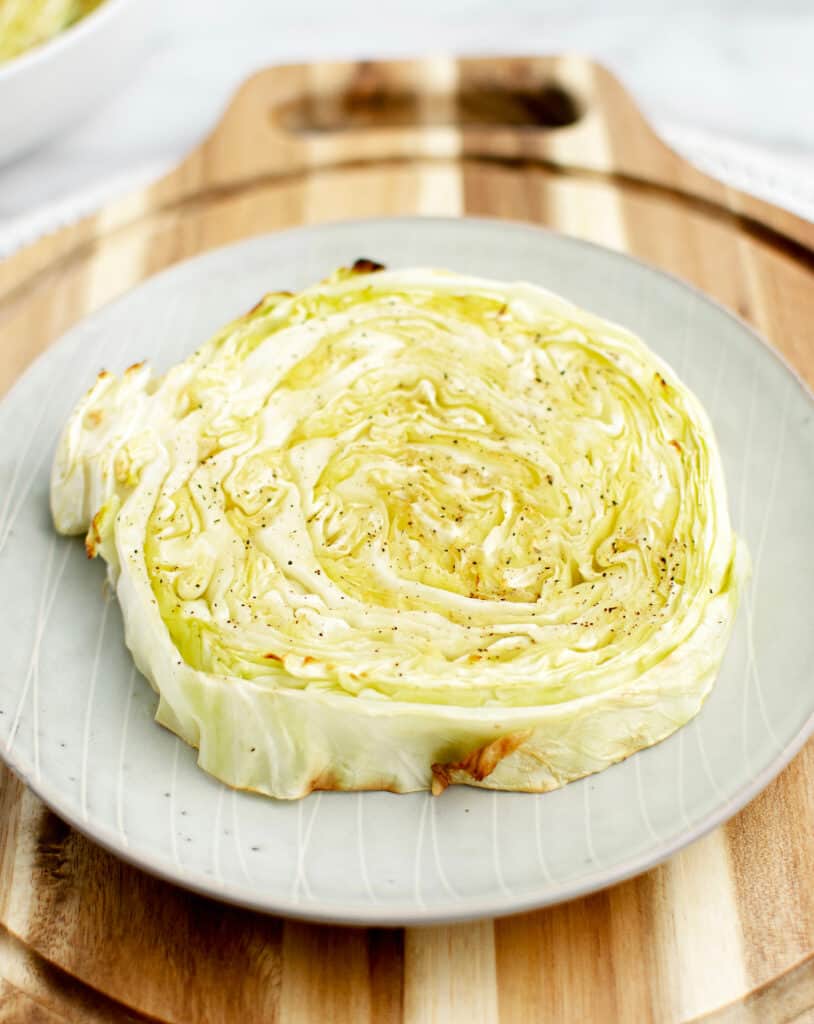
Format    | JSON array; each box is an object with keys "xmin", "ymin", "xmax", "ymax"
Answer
[
  {"xmin": 404, "ymin": 921, "xmax": 498, "ymax": 1024},
  {"xmin": 657, "ymin": 833, "xmax": 749, "ymax": 1021}
]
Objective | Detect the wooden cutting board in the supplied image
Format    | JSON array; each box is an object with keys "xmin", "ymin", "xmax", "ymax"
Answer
[{"xmin": 1, "ymin": 56, "xmax": 813, "ymax": 1024}]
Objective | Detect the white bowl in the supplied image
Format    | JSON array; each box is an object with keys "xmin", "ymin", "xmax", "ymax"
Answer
[{"xmin": 0, "ymin": 0, "xmax": 152, "ymax": 165}]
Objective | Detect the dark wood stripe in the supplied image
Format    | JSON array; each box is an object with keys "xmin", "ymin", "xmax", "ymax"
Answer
[{"xmin": 367, "ymin": 928, "xmax": 405, "ymax": 1024}]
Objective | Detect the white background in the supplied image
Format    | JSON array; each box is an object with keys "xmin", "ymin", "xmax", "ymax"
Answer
[{"xmin": 1, "ymin": 0, "xmax": 812, "ymax": 252}]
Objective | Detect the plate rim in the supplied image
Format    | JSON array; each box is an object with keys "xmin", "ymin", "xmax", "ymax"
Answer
[{"xmin": 2, "ymin": 214, "xmax": 813, "ymax": 926}]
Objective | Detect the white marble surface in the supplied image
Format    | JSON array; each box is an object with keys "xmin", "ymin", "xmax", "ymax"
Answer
[{"xmin": 1, "ymin": 0, "xmax": 812, "ymax": 253}]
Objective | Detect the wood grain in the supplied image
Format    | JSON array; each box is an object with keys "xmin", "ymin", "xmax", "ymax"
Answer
[{"xmin": 0, "ymin": 56, "xmax": 812, "ymax": 1023}]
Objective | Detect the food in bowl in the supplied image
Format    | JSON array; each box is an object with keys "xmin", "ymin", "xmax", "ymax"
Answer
[
  {"xmin": 0, "ymin": 0, "xmax": 104, "ymax": 63},
  {"xmin": 51, "ymin": 262, "xmax": 748, "ymax": 798}
]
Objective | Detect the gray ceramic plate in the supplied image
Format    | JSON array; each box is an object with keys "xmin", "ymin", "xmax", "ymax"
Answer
[{"xmin": 1, "ymin": 218, "xmax": 813, "ymax": 925}]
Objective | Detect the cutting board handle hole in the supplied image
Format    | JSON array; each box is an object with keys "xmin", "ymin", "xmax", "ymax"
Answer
[{"xmin": 275, "ymin": 79, "xmax": 583, "ymax": 133}]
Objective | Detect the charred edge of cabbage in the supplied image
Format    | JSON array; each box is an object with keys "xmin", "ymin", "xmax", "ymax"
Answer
[
  {"xmin": 430, "ymin": 729, "xmax": 533, "ymax": 795},
  {"xmin": 350, "ymin": 258, "xmax": 387, "ymax": 274}
]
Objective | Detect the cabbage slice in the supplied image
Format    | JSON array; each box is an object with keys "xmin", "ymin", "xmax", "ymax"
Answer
[{"xmin": 51, "ymin": 265, "xmax": 748, "ymax": 797}]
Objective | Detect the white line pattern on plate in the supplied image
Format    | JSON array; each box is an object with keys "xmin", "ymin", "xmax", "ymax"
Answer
[
  {"xmin": 0, "ymin": 433, "xmax": 56, "ymax": 555},
  {"xmin": 356, "ymin": 793, "xmax": 378, "ymax": 903},
  {"xmin": 533, "ymin": 796, "xmax": 556, "ymax": 886},
  {"xmin": 491, "ymin": 791, "xmax": 512, "ymax": 897},
  {"xmin": 5, "ymin": 528, "xmax": 53, "ymax": 753},
  {"xmin": 0, "ymin": 373, "xmax": 61, "ymax": 548},
  {"xmin": 687, "ymin": 328, "xmax": 730, "ymax": 803},
  {"xmin": 674, "ymin": 294, "xmax": 693, "ymax": 382},
  {"xmin": 292, "ymin": 793, "xmax": 321, "ymax": 902},
  {"xmin": 32, "ymin": 542, "xmax": 72, "ymax": 781},
  {"xmin": 292, "ymin": 799, "xmax": 306, "ymax": 901},
  {"xmin": 736, "ymin": 346, "xmax": 759, "ymax": 538},
  {"xmin": 735, "ymin": 348, "xmax": 760, "ymax": 765},
  {"xmin": 0, "ymin": 325, "xmax": 110, "ymax": 558},
  {"xmin": 168, "ymin": 741, "xmax": 182, "ymax": 869},
  {"xmin": 676, "ymin": 729, "xmax": 692, "ymax": 830},
  {"xmin": 692, "ymin": 719, "xmax": 726, "ymax": 802},
  {"xmin": 212, "ymin": 785, "xmax": 225, "ymax": 887},
  {"xmin": 230, "ymin": 789, "xmax": 253, "ymax": 884},
  {"xmin": 582, "ymin": 780, "xmax": 599, "ymax": 866},
  {"xmin": 703, "ymin": 317, "xmax": 729, "ymax": 415},
  {"xmin": 412, "ymin": 798, "xmax": 429, "ymax": 909},
  {"xmin": 429, "ymin": 798, "xmax": 460, "ymax": 900},
  {"xmin": 741, "ymin": 377, "xmax": 788, "ymax": 754},
  {"xmin": 6, "ymin": 534, "xmax": 66, "ymax": 756},
  {"xmin": 634, "ymin": 753, "xmax": 661, "ymax": 843},
  {"xmin": 79, "ymin": 591, "xmax": 111, "ymax": 823},
  {"xmin": 115, "ymin": 667, "xmax": 137, "ymax": 848}
]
